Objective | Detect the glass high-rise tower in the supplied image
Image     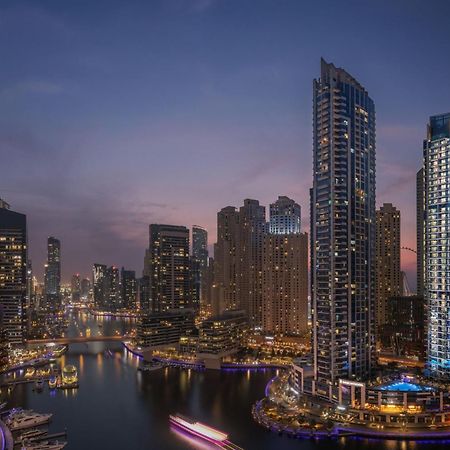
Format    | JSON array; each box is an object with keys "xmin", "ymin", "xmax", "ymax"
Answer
[
  {"xmin": 424, "ymin": 112, "xmax": 450, "ymax": 379},
  {"xmin": 311, "ymin": 59, "xmax": 376, "ymax": 393}
]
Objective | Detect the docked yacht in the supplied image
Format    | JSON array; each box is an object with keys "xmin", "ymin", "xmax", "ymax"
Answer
[
  {"xmin": 7, "ymin": 412, "xmax": 52, "ymax": 431},
  {"xmin": 16, "ymin": 428, "xmax": 48, "ymax": 442},
  {"xmin": 20, "ymin": 441, "xmax": 66, "ymax": 450}
]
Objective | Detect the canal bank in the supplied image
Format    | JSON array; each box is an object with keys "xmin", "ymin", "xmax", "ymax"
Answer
[{"xmin": 3, "ymin": 312, "xmax": 449, "ymax": 450}]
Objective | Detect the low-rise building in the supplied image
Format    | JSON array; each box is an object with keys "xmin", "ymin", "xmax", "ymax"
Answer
[{"xmin": 197, "ymin": 310, "xmax": 248, "ymax": 368}]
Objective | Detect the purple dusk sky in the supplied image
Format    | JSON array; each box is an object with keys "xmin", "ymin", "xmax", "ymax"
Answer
[{"xmin": 1, "ymin": 0, "xmax": 450, "ymax": 286}]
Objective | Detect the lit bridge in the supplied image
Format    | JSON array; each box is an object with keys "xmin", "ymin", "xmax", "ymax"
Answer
[{"xmin": 26, "ymin": 335, "xmax": 131, "ymax": 345}]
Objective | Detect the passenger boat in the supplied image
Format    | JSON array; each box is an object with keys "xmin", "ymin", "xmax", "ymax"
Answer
[{"xmin": 169, "ymin": 414, "xmax": 228, "ymax": 445}]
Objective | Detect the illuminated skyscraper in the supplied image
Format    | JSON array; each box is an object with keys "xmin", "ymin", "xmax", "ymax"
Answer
[
  {"xmin": 149, "ymin": 224, "xmax": 191, "ymax": 312},
  {"xmin": 71, "ymin": 274, "xmax": 81, "ymax": 302},
  {"xmin": 44, "ymin": 236, "xmax": 61, "ymax": 311},
  {"xmin": 424, "ymin": 112, "xmax": 450, "ymax": 379},
  {"xmin": 192, "ymin": 226, "xmax": 208, "ymax": 307},
  {"xmin": 121, "ymin": 267, "xmax": 136, "ymax": 309},
  {"xmin": 213, "ymin": 207, "xmax": 240, "ymax": 313},
  {"xmin": 417, "ymin": 168, "xmax": 425, "ymax": 297},
  {"xmin": 105, "ymin": 266, "xmax": 120, "ymax": 310},
  {"xmin": 311, "ymin": 59, "xmax": 376, "ymax": 391},
  {"xmin": 238, "ymin": 199, "xmax": 266, "ymax": 327},
  {"xmin": 269, "ymin": 196, "xmax": 301, "ymax": 234},
  {"xmin": 0, "ymin": 201, "xmax": 27, "ymax": 345},
  {"xmin": 375, "ymin": 203, "xmax": 401, "ymax": 329},
  {"xmin": 93, "ymin": 263, "xmax": 107, "ymax": 309}
]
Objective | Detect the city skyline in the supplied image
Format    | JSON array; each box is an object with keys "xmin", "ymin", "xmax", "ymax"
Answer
[{"xmin": 2, "ymin": 1, "xmax": 450, "ymax": 283}]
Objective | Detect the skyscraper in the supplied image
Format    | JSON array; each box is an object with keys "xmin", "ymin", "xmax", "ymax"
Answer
[
  {"xmin": 417, "ymin": 168, "xmax": 425, "ymax": 297},
  {"xmin": 213, "ymin": 207, "xmax": 240, "ymax": 314},
  {"xmin": 80, "ymin": 278, "xmax": 91, "ymax": 300},
  {"xmin": 93, "ymin": 263, "xmax": 107, "ymax": 309},
  {"xmin": 0, "ymin": 201, "xmax": 27, "ymax": 345},
  {"xmin": 192, "ymin": 226, "xmax": 208, "ymax": 307},
  {"xmin": 121, "ymin": 267, "xmax": 136, "ymax": 310},
  {"xmin": 424, "ymin": 112, "xmax": 450, "ymax": 379},
  {"xmin": 262, "ymin": 196, "xmax": 307, "ymax": 335},
  {"xmin": 71, "ymin": 274, "xmax": 81, "ymax": 302},
  {"xmin": 149, "ymin": 224, "xmax": 191, "ymax": 312},
  {"xmin": 238, "ymin": 199, "xmax": 266, "ymax": 327},
  {"xmin": 375, "ymin": 203, "xmax": 401, "ymax": 329},
  {"xmin": 44, "ymin": 236, "xmax": 61, "ymax": 311},
  {"xmin": 105, "ymin": 266, "xmax": 120, "ymax": 310},
  {"xmin": 311, "ymin": 59, "xmax": 376, "ymax": 391},
  {"xmin": 269, "ymin": 196, "xmax": 301, "ymax": 234}
]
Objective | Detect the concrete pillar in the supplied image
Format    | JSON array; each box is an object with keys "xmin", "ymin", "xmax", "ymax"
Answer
[
  {"xmin": 351, "ymin": 385, "xmax": 355, "ymax": 407},
  {"xmin": 440, "ymin": 392, "xmax": 444, "ymax": 412},
  {"xmin": 361, "ymin": 385, "xmax": 366, "ymax": 407},
  {"xmin": 403, "ymin": 393, "xmax": 408, "ymax": 410},
  {"xmin": 377, "ymin": 391, "xmax": 382, "ymax": 407},
  {"xmin": 338, "ymin": 381, "xmax": 342, "ymax": 405}
]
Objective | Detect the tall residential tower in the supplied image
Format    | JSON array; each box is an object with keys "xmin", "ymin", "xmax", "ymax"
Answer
[
  {"xmin": 375, "ymin": 203, "xmax": 401, "ymax": 328},
  {"xmin": 424, "ymin": 112, "xmax": 450, "ymax": 379},
  {"xmin": 311, "ymin": 59, "xmax": 376, "ymax": 392},
  {"xmin": 0, "ymin": 201, "xmax": 27, "ymax": 345}
]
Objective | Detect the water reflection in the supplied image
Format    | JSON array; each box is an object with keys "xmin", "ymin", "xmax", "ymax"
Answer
[{"xmin": 5, "ymin": 312, "xmax": 450, "ymax": 450}]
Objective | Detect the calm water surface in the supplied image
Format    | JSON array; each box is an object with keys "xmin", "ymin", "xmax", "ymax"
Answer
[{"xmin": 6, "ymin": 312, "xmax": 449, "ymax": 449}]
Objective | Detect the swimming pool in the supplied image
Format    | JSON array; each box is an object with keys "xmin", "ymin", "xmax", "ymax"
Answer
[{"xmin": 378, "ymin": 380, "xmax": 434, "ymax": 392}]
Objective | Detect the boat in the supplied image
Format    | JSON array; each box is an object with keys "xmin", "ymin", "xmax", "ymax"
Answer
[
  {"xmin": 169, "ymin": 414, "xmax": 229, "ymax": 445},
  {"xmin": 48, "ymin": 376, "xmax": 57, "ymax": 389},
  {"xmin": 20, "ymin": 441, "xmax": 66, "ymax": 450},
  {"xmin": 58, "ymin": 365, "xmax": 78, "ymax": 389},
  {"xmin": 35, "ymin": 379, "xmax": 44, "ymax": 392},
  {"xmin": 16, "ymin": 428, "xmax": 48, "ymax": 441},
  {"xmin": 6, "ymin": 412, "xmax": 52, "ymax": 431}
]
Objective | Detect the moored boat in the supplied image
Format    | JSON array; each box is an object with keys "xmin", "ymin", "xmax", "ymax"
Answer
[{"xmin": 7, "ymin": 412, "xmax": 52, "ymax": 431}]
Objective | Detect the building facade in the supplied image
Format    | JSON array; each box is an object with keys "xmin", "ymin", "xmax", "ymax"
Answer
[
  {"xmin": 44, "ymin": 236, "xmax": 61, "ymax": 311},
  {"xmin": 262, "ymin": 232, "xmax": 308, "ymax": 336},
  {"xmin": 375, "ymin": 203, "xmax": 401, "ymax": 328},
  {"xmin": 311, "ymin": 59, "xmax": 376, "ymax": 391},
  {"xmin": 0, "ymin": 202, "xmax": 27, "ymax": 345},
  {"xmin": 213, "ymin": 207, "xmax": 240, "ymax": 314},
  {"xmin": 424, "ymin": 112, "xmax": 450, "ymax": 379},
  {"xmin": 121, "ymin": 268, "xmax": 136, "ymax": 309},
  {"xmin": 149, "ymin": 224, "xmax": 191, "ymax": 312},
  {"xmin": 269, "ymin": 196, "xmax": 301, "ymax": 234},
  {"xmin": 71, "ymin": 274, "xmax": 81, "ymax": 302},
  {"xmin": 191, "ymin": 226, "xmax": 208, "ymax": 307},
  {"xmin": 238, "ymin": 199, "xmax": 266, "ymax": 328},
  {"xmin": 417, "ymin": 168, "xmax": 425, "ymax": 298},
  {"xmin": 93, "ymin": 263, "xmax": 107, "ymax": 309}
]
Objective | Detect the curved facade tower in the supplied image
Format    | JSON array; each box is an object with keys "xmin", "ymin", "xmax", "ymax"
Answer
[
  {"xmin": 424, "ymin": 112, "xmax": 450, "ymax": 379},
  {"xmin": 311, "ymin": 59, "xmax": 376, "ymax": 395}
]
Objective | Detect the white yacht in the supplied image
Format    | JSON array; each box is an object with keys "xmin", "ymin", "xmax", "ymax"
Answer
[
  {"xmin": 7, "ymin": 412, "xmax": 52, "ymax": 431},
  {"xmin": 20, "ymin": 442, "xmax": 66, "ymax": 450},
  {"xmin": 16, "ymin": 428, "xmax": 48, "ymax": 441}
]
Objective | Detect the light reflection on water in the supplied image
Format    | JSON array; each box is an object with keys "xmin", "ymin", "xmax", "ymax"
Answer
[{"xmin": 5, "ymin": 311, "xmax": 450, "ymax": 450}]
